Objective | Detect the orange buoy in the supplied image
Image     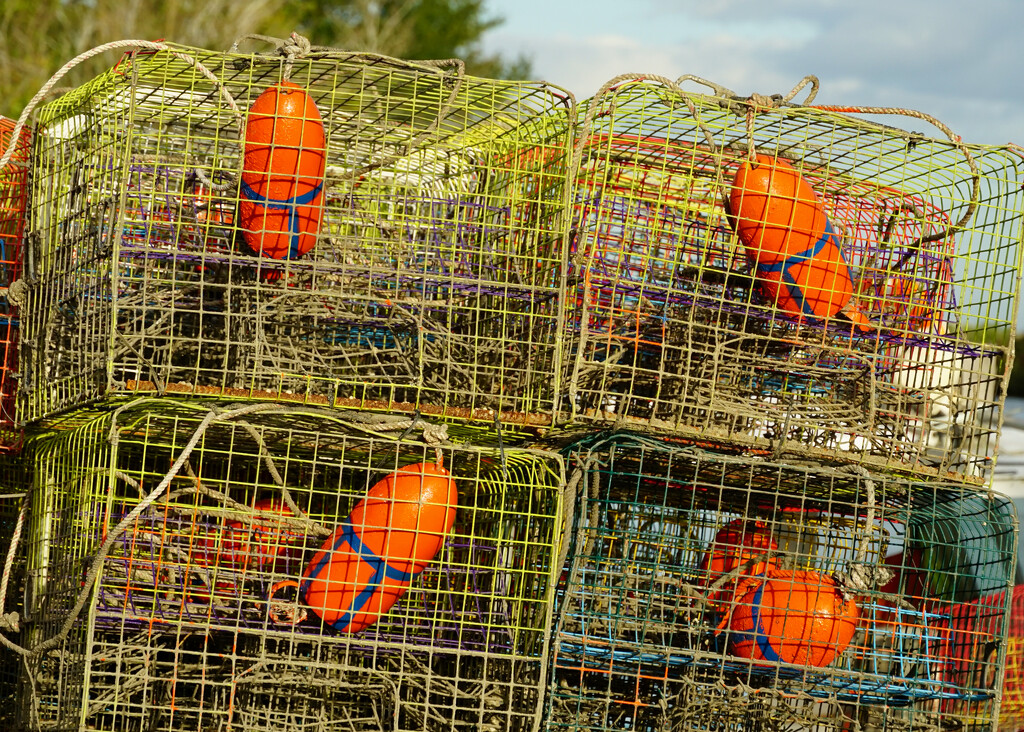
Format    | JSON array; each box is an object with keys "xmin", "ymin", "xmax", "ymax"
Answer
[
  {"xmin": 728, "ymin": 568, "xmax": 859, "ymax": 667},
  {"xmin": 699, "ymin": 519, "xmax": 778, "ymax": 610},
  {"xmin": 221, "ymin": 497, "xmax": 297, "ymax": 570},
  {"xmin": 239, "ymin": 81, "xmax": 326, "ymax": 261},
  {"xmin": 730, "ymin": 154, "xmax": 870, "ymax": 330},
  {"xmin": 193, "ymin": 497, "xmax": 298, "ymax": 574},
  {"xmin": 293, "ymin": 462, "xmax": 458, "ymax": 633}
]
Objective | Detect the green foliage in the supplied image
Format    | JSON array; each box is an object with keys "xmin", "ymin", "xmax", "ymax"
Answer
[
  {"xmin": 0, "ymin": 0, "xmax": 531, "ymax": 119},
  {"xmin": 0, "ymin": 0, "xmax": 278, "ymax": 117},
  {"xmin": 279, "ymin": 0, "xmax": 532, "ymax": 79}
]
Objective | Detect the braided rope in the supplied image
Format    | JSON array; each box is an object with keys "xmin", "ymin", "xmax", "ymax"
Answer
[
  {"xmin": 0, "ymin": 494, "xmax": 27, "ymax": 634},
  {"xmin": 809, "ymin": 104, "xmax": 980, "ymax": 245},
  {"xmin": 0, "ymin": 402, "xmax": 280, "ymax": 658},
  {"xmin": 0, "ymin": 39, "xmax": 242, "ymax": 171}
]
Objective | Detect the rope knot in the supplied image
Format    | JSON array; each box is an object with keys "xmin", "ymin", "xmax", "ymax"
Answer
[
  {"xmin": 281, "ymin": 33, "xmax": 312, "ymax": 60},
  {"xmin": 420, "ymin": 422, "xmax": 449, "ymax": 447},
  {"xmin": 834, "ymin": 562, "xmax": 895, "ymax": 602},
  {"xmin": 7, "ymin": 279, "xmax": 27, "ymax": 308},
  {"xmin": 746, "ymin": 92, "xmax": 781, "ymax": 111},
  {"xmin": 0, "ymin": 611, "xmax": 19, "ymax": 633}
]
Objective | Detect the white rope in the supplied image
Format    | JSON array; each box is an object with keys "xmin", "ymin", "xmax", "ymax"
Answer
[
  {"xmin": 0, "ymin": 403, "xmax": 277, "ymax": 658},
  {"xmin": 0, "ymin": 494, "xmax": 27, "ymax": 634},
  {"xmin": 0, "ymin": 39, "xmax": 242, "ymax": 171}
]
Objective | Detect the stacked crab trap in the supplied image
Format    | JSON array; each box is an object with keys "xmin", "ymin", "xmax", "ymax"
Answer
[
  {"xmin": 3, "ymin": 35, "xmax": 1023, "ymax": 732},
  {"xmin": 18, "ymin": 399, "xmax": 568, "ymax": 731},
  {"xmin": 3, "ymin": 37, "xmax": 577, "ymax": 731},
  {"xmin": 545, "ymin": 74, "xmax": 1023, "ymax": 732},
  {"xmin": 19, "ymin": 40, "xmax": 572, "ymax": 425}
]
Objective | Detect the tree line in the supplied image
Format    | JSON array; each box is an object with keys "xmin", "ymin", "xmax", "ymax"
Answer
[{"xmin": 0, "ymin": 0, "xmax": 530, "ymax": 118}]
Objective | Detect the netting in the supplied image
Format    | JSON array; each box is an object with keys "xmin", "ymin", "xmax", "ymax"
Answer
[
  {"xmin": 20, "ymin": 39, "xmax": 573, "ymax": 427},
  {"xmin": 564, "ymin": 76, "xmax": 1024, "ymax": 480},
  {"xmin": 547, "ymin": 432, "xmax": 1017, "ymax": 731},
  {"xmin": 0, "ymin": 116, "xmax": 28, "ymax": 450},
  {"xmin": 17, "ymin": 398, "xmax": 567, "ymax": 731}
]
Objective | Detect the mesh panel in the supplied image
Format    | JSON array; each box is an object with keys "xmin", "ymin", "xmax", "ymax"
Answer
[
  {"xmin": 0, "ymin": 116, "xmax": 28, "ymax": 450},
  {"xmin": 565, "ymin": 78, "xmax": 1024, "ymax": 479},
  {"xmin": 547, "ymin": 432, "xmax": 1017, "ymax": 731},
  {"xmin": 20, "ymin": 399, "xmax": 566, "ymax": 731}
]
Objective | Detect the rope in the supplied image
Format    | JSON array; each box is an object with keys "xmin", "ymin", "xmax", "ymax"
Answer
[
  {"xmin": 280, "ymin": 31, "xmax": 312, "ymax": 81},
  {"xmin": 834, "ymin": 465, "xmax": 895, "ymax": 601},
  {"xmin": 0, "ymin": 39, "xmax": 242, "ymax": 171},
  {"xmin": 808, "ymin": 104, "xmax": 980, "ymax": 246},
  {"xmin": 0, "ymin": 494, "xmax": 27, "ymax": 634},
  {"xmin": 0, "ymin": 403, "xmax": 279, "ymax": 658}
]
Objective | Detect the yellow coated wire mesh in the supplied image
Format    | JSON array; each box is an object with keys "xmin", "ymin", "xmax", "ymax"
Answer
[
  {"xmin": 17, "ymin": 398, "xmax": 566, "ymax": 731},
  {"xmin": 20, "ymin": 39, "xmax": 574, "ymax": 428},
  {"xmin": 547, "ymin": 432, "xmax": 1017, "ymax": 731},
  {"xmin": 564, "ymin": 75, "xmax": 1024, "ymax": 480},
  {"xmin": 1000, "ymin": 585, "xmax": 1024, "ymax": 731}
]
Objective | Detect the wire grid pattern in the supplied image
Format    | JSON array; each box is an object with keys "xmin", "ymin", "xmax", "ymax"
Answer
[
  {"xmin": 545, "ymin": 432, "xmax": 1017, "ymax": 731},
  {"xmin": 18, "ymin": 398, "xmax": 566, "ymax": 731},
  {"xmin": 21, "ymin": 42, "xmax": 574, "ymax": 426},
  {"xmin": 0, "ymin": 453, "xmax": 27, "ymax": 729},
  {"xmin": 0, "ymin": 117, "xmax": 27, "ymax": 449},
  {"xmin": 999, "ymin": 584, "xmax": 1024, "ymax": 731},
  {"xmin": 565, "ymin": 77, "xmax": 1024, "ymax": 479}
]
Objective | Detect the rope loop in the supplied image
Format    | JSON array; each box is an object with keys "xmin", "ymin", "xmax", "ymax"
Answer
[{"xmin": 281, "ymin": 32, "xmax": 312, "ymax": 61}]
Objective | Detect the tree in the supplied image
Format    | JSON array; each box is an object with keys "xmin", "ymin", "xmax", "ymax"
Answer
[
  {"xmin": 0, "ymin": 0, "xmax": 530, "ymax": 120},
  {"xmin": 272, "ymin": 0, "xmax": 531, "ymax": 79},
  {"xmin": 0, "ymin": 0, "xmax": 278, "ymax": 118}
]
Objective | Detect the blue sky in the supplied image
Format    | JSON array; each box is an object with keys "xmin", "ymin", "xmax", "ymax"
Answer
[{"xmin": 483, "ymin": 0, "xmax": 1023, "ymax": 147}]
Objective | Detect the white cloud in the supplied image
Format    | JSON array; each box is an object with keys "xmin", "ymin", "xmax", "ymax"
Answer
[{"xmin": 484, "ymin": 0, "xmax": 1024, "ymax": 145}]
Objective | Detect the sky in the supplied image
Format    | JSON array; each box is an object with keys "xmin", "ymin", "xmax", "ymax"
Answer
[{"xmin": 482, "ymin": 0, "xmax": 1023, "ymax": 148}]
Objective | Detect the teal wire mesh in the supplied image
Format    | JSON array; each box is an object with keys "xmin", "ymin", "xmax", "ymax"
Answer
[{"xmin": 546, "ymin": 431, "xmax": 1017, "ymax": 731}]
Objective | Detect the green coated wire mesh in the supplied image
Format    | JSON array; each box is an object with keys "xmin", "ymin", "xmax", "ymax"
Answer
[
  {"xmin": 546, "ymin": 431, "xmax": 1017, "ymax": 731},
  {"xmin": 564, "ymin": 75, "xmax": 1024, "ymax": 480},
  {"xmin": 17, "ymin": 398, "xmax": 567, "ymax": 731},
  {"xmin": 20, "ymin": 39, "xmax": 574, "ymax": 428}
]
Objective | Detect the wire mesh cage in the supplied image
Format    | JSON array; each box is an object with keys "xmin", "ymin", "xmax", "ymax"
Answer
[
  {"xmin": 546, "ymin": 432, "xmax": 1017, "ymax": 731},
  {"xmin": 1000, "ymin": 584, "xmax": 1024, "ymax": 731},
  {"xmin": 564, "ymin": 75, "xmax": 1024, "ymax": 480},
  {"xmin": 17, "ymin": 398, "xmax": 567, "ymax": 731},
  {"xmin": 20, "ymin": 38, "xmax": 574, "ymax": 427},
  {"xmin": 0, "ymin": 116, "xmax": 28, "ymax": 450},
  {"xmin": 0, "ymin": 451, "xmax": 28, "ymax": 730}
]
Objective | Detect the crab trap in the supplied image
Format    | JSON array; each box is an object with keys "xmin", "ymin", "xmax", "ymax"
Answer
[
  {"xmin": 0, "ymin": 116, "xmax": 29, "ymax": 451},
  {"xmin": 0, "ymin": 451, "xmax": 28, "ymax": 730},
  {"xmin": 564, "ymin": 75, "xmax": 1024, "ymax": 480},
  {"xmin": 545, "ymin": 432, "xmax": 1017, "ymax": 731},
  {"xmin": 16, "ymin": 398, "xmax": 567, "ymax": 731},
  {"xmin": 20, "ymin": 38, "xmax": 574, "ymax": 427},
  {"xmin": 999, "ymin": 584, "xmax": 1024, "ymax": 730}
]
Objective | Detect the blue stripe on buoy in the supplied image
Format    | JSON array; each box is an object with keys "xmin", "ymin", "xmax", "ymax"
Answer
[
  {"xmin": 300, "ymin": 518, "xmax": 420, "ymax": 632},
  {"xmin": 754, "ymin": 220, "xmax": 843, "ymax": 318},
  {"xmin": 239, "ymin": 179, "xmax": 324, "ymax": 259},
  {"xmin": 748, "ymin": 582, "xmax": 784, "ymax": 663}
]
